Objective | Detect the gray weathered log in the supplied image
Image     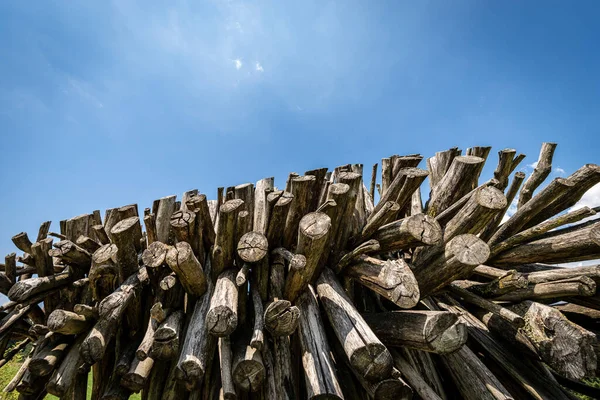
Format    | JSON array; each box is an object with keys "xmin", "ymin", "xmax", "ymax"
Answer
[
  {"xmin": 165, "ymin": 241, "xmax": 207, "ymax": 297},
  {"xmin": 372, "ymin": 213, "xmax": 442, "ymax": 253},
  {"xmin": 206, "ymin": 269, "xmax": 238, "ymax": 337},
  {"xmin": 493, "ymin": 276, "xmax": 596, "ymax": 302},
  {"xmin": 283, "ymin": 175, "xmax": 317, "ymax": 249},
  {"xmin": 155, "ymin": 195, "xmax": 177, "ymax": 244},
  {"xmin": 212, "ymin": 198, "xmax": 244, "ymax": 278},
  {"xmin": 518, "ymin": 142, "xmax": 557, "ymax": 208},
  {"xmin": 47, "ymin": 309, "xmax": 92, "ymax": 334}
]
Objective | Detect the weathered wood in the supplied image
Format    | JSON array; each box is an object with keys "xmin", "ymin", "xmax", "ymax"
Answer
[
  {"xmin": 206, "ymin": 269, "xmax": 238, "ymax": 336},
  {"xmin": 427, "ymin": 156, "xmax": 485, "ymax": 217},
  {"xmin": 413, "ymin": 234, "xmax": 490, "ymax": 297},
  {"xmin": 509, "ymin": 300, "xmax": 597, "ymax": 380},
  {"xmin": 8, "ymin": 271, "xmax": 72, "ymax": 303},
  {"xmin": 12, "ymin": 232, "xmax": 33, "ymax": 254},
  {"xmin": 110, "ymin": 216, "xmax": 141, "ymax": 281},
  {"xmin": 266, "ymin": 191, "xmax": 293, "ymax": 248},
  {"xmin": 364, "ymin": 310, "xmax": 466, "ymax": 354},
  {"xmin": 525, "ymin": 264, "xmax": 600, "ymax": 284},
  {"xmin": 232, "ymin": 337, "xmax": 266, "ymax": 392},
  {"xmin": 491, "ymin": 223, "xmax": 600, "ymax": 266},
  {"xmin": 212, "ymin": 198, "xmax": 244, "ymax": 278},
  {"xmin": 372, "ymin": 214, "xmax": 442, "ymax": 253},
  {"xmin": 373, "ymin": 168, "xmax": 429, "ymax": 220},
  {"xmin": 47, "ymin": 309, "xmax": 92, "ymax": 334},
  {"xmin": 518, "ymin": 142, "xmax": 557, "ymax": 208},
  {"xmin": 335, "ymin": 239, "xmax": 380, "ymax": 272},
  {"xmin": 155, "ymin": 195, "xmax": 177, "ymax": 244},
  {"xmin": 48, "ymin": 240, "xmax": 92, "ymax": 269},
  {"xmin": 493, "ymin": 276, "xmax": 596, "ymax": 302},
  {"xmin": 219, "ymin": 336, "xmax": 236, "ymax": 400},
  {"xmin": 170, "ymin": 209, "xmax": 200, "ymax": 255},
  {"xmin": 5, "ymin": 253, "xmax": 16, "ymax": 285},
  {"xmin": 392, "ymin": 350, "xmax": 442, "ymax": 400},
  {"xmin": 427, "ymin": 148, "xmax": 461, "ymax": 191},
  {"xmin": 264, "ymin": 254, "xmax": 300, "ymax": 336},
  {"xmin": 272, "ymin": 247, "xmax": 306, "ymax": 272},
  {"xmin": 479, "ymin": 171, "xmax": 526, "ymax": 241},
  {"xmin": 46, "ymin": 335, "xmax": 86, "ymax": 397},
  {"xmin": 345, "ymin": 256, "xmax": 419, "ymax": 309},
  {"xmin": 254, "ymin": 177, "xmax": 275, "ymax": 234},
  {"xmin": 460, "ymin": 271, "xmax": 528, "ymax": 298},
  {"xmin": 251, "ymin": 284, "xmax": 265, "ymax": 351},
  {"xmin": 492, "ymin": 148, "xmax": 525, "ymax": 190},
  {"xmin": 89, "ymin": 244, "xmax": 119, "ymax": 301},
  {"xmin": 284, "ymin": 212, "xmax": 331, "ymax": 302},
  {"xmin": 360, "ymin": 201, "xmax": 401, "ymax": 242},
  {"xmin": 165, "ymin": 241, "xmax": 207, "ymax": 297},
  {"xmin": 141, "ymin": 241, "xmax": 169, "ymax": 268},
  {"xmin": 29, "ymin": 336, "xmax": 71, "ymax": 376},
  {"xmin": 317, "ymin": 268, "xmax": 392, "ymax": 381},
  {"xmin": 76, "ymin": 235, "xmax": 102, "ymax": 254},
  {"xmin": 121, "ymin": 356, "xmax": 154, "ymax": 392},
  {"xmin": 283, "ymin": 175, "xmax": 317, "ymax": 249},
  {"xmin": 296, "ymin": 286, "xmax": 344, "ymax": 400}
]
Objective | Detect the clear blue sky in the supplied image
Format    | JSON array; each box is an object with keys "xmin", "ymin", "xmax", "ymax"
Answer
[{"xmin": 1, "ymin": 1, "xmax": 599, "ymax": 261}]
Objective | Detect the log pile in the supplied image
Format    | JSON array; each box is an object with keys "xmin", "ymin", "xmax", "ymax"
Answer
[{"xmin": 1, "ymin": 142, "xmax": 600, "ymax": 399}]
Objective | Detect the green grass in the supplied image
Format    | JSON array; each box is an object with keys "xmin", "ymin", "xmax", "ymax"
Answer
[{"xmin": 0, "ymin": 349, "xmax": 141, "ymax": 400}]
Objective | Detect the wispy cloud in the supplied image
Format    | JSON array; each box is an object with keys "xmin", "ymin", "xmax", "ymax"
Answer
[
  {"xmin": 527, "ymin": 161, "xmax": 538, "ymax": 169},
  {"xmin": 65, "ymin": 77, "xmax": 104, "ymax": 109},
  {"xmin": 255, "ymin": 62, "xmax": 264, "ymax": 72},
  {"xmin": 233, "ymin": 59, "xmax": 243, "ymax": 70},
  {"xmin": 554, "ymin": 166, "xmax": 565, "ymax": 175}
]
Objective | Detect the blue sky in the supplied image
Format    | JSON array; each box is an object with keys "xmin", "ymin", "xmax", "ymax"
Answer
[{"xmin": 1, "ymin": 0, "xmax": 600, "ymax": 263}]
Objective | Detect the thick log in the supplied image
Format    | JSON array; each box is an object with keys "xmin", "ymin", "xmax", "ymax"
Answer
[
  {"xmin": 335, "ymin": 239, "xmax": 380, "ymax": 272},
  {"xmin": 360, "ymin": 201, "xmax": 400, "ymax": 242},
  {"xmin": 5, "ymin": 253, "xmax": 16, "ymax": 285},
  {"xmin": 459, "ymin": 272, "xmax": 528, "ymax": 298},
  {"xmin": 509, "ymin": 300, "xmax": 597, "ymax": 380},
  {"xmin": 141, "ymin": 241, "xmax": 169, "ymax": 268},
  {"xmin": 165, "ymin": 241, "xmax": 207, "ymax": 297},
  {"xmin": 491, "ymin": 223, "xmax": 600, "ymax": 266},
  {"xmin": 554, "ymin": 303, "xmax": 600, "ymax": 330},
  {"xmin": 371, "ymin": 214, "xmax": 442, "ymax": 253},
  {"xmin": 232, "ymin": 339, "xmax": 266, "ymax": 393},
  {"xmin": 492, "ymin": 148, "xmax": 525, "ymax": 190},
  {"xmin": 296, "ymin": 286, "xmax": 344, "ymax": 400},
  {"xmin": 264, "ymin": 253, "xmax": 300, "ymax": 336},
  {"xmin": 121, "ymin": 356, "xmax": 154, "ymax": 392},
  {"xmin": 479, "ymin": 171, "xmax": 526, "ymax": 241},
  {"xmin": 254, "ymin": 177, "xmax": 275, "ymax": 234},
  {"xmin": 206, "ymin": 269, "xmax": 238, "ymax": 336},
  {"xmin": 170, "ymin": 210, "xmax": 200, "ymax": 255},
  {"xmin": 89, "ymin": 244, "xmax": 119, "ymax": 301},
  {"xmin": 155, "ymin": 195, "xmax": 177, "ymax": 243},
  {"xmin": 46, "ymin": 335, "xmax": 86, "ymax": 397},
  {"xmin": 493, "ymin": 276, "xmax": 596, "ymax": 302},
  {"xmin": 373, "ymin": 168, "xmax": 429, "ymax": 219},
  {"xmin": 29, "ymin": 336, "xmax": 71, "ymax": 376},
  {"xmin": 526, "ymin": 264, "xmax": 600, "ymax": 284},
  {"xmin": 151, "ymin": 309, "xmax": 183, "ymax": 360},
  {"xmin": 283, "ymin": 175, "xmax": 317, "ymax": 249},
  {"xmin": 238, "ymin": 231, "xmax": 268, "ymax": 264},
  {"xmin": 392, "ymin": 350, "xmax": 442, "ymax": 400},
  {"xmin": 426, "ymin": 148, "xmax": 461, "ymax": 191},
  {"xmin": 8, "ymin": 271, "xmax": 72, "ymax": 302},
  {"xmin": 186, "ymin": 194, "xmax": 216, "ymax": 248},
  {"xmin": 284, "ymin": 212, "xmax": 331, "ymax": 302},
  {"xmin": 76, "ymin": 235, "xmax": 102, "ymax": 253},
  {"xmin": 212, "ymin": 198, "xmax": 244, "ymax": 277},
  {"xmin": 488, "ymin": 177, "xmax": 576, "ymax": 246},
  {"xmin": 92, "ymin": 224, "xmax": 110, "ymax": 245},
  {"xmin": 364, "ymin": 310, "xmax": 466, "ymax": 354},
  {"xmin": 427, "ymin": 156, "xmax": 485, "ymax": 217},
  {"xmin": 518, "ymin": 142, "xmax": 557, "ymax": 208},
  {"xmin": 345, "ymin": 256, "xmax": 419, "ymax": 309},
  {"xmin": 80, "ymin": 269, "xmax": 146, "ymax": 364},
  {"xmin": 490, "ymin": 206, "xmax": 596, "ymax": 258},
  {"xmin": 48, "ymin": 240, "xmax": 91, "ymax": 269},
  {"xmin": 110, "ymin": 216, "xmax": 141, "ymax": 281},
  {"xmin": 12, "ymin": 232, "xmax": 33, "ymax": 254},
  {"xmin": 266, "ymin": 191, "xmax": 293, "ymax": 248},
  {"xmin": 316, "ymin": 268, "xmax": 393, "ymax": 381},
  {"xmin": 47, "ymin": 309, "xmax": 92, "ymax": 334},
  {"xmin": 413, "ymin": 234, "xmax": 490, "ymax": 297}
]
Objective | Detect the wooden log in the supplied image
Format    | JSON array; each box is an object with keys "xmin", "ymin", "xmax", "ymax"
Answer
[
  {"xmin": 47, "ymin": 309, "xmax": 92, "ymax": 334},
  {"xmin": 335, "ymin": 239, "xmax": 380, "ymax": 272},
  {"xmin": 187, "ymin": 194, "xmax": 216, "ymax": 248},
  {"xmin": 491, "ymin": 223, "xmax": 600, "ymax": 266},
  {"xmin": 554, "ymin": 303, "xmax": 600, "ymax": 331},
  {"xmin": 141, "ymin": 241, "xmax": 169, "ymax": 269},
  {"xmin": 306, "ymin": 167, "xmax": 329, "ymax": 212},
  {"xmin": 136, "ymin": 313, "xmax": 158, "ymax": 361},
  {"xmin": 370, "ymin": 163, "xmax": 378, "ymax": 202},
  {"xmin": 5, "ymin": 253, "xmax": 16, "ymax": 285},
  {"xmin": 345, "ymin": 256, "xmax": 419, "ymax": 309},
  {"xmin": 492, "ymin": 148, "xmax": 525, "ymax": 190},
  {"xmin": 3, "ymin": 352, "xmax": 31, "ymax": 392},
  {"xmin": 76, "ymin": 235, "xmax": 102, "ymax": 254},
  {"xmin": 266, "ymin": 191, "xmax": 293, "ymax": 248},
  {"xmin": 427, "ymin": 156, "xmax": 485, "ymax": 217},
  {"xmin": 170, "ymin": 209, "xmax": 200, "ymax": 254},
  {"xmin": 30, "ymin": 237, "xmax": 58, "ymax": 316},
  {"xmin": 448, "ymin": 283, "xmax": 524, "ymax": 327},
  {"xmin": 271, "ymin": 247, "xmax": 306, "ymax": 272},
  {"xmin": 29, "ymin": 336, "xmax": 71, "ymax": 376},
  {"xmin": 206, "ymin": 269, "xmax": 238, "ymax": 336},
  {"xmin": 283, "ymin": 175, "xmax": 317, "ymax": 249},
  {"xmin": 151, "ymin": 309, "xmax": 183, "ymax": 360},
  {"xmin": 250, "ymin": 284, "xmax": 265, "ymax": 351},
  {"xmin": 371, "ymin": 214, "xmax": 442, "ymax": 253},
  {"xmin": 219, "ymin": 336, "xmax": 236, "ymax": 400},
  {"xmin": 459, "ymin": 272, "xmax": 528, "ymax": 298},
  {"xmin": 488, "ymin": 177, "xmax": 576, "ymax": 246},
  {"xmin": 92, "ymin": 224, "xmax": 110, "ymax": 245},
  {"xmin": 413, "ymin": 234, "xmax": 490, "ymax": 297},
  {"xmin": 212, "ymin": 198, "xmax": 244, "ymax": 278},
  {"xmin": 509, "ymin": 300, "xmax": 597, "ymax": 380},
  {"xmin": 165, "ymin": 241, "xmax": 207, "ymax": 297},
  {"xmin": 332, "ymin": 171, "xmax": 363, "ymax": 256},
  {"xmin": 121, "ymin": 356, "xmax": 154, "ymax": 392},
  {"xmin": 155, "ymin": 195, "xmax": 177, "ymax": 244},
  {"xmin": 466, "ymin": 146, "xmax": 492, "ymax": 187},
  {"xmin": 284, "ymin": 212, "xmax": 331, "ymax": 302},
  {"xmin": 264, "ymin": 254, "xmax": 300, "ymax": 336},
  {"xmin": 363, "ymin": 310, "xmax": 466, "ymax": 354},
  {"xmin": 316, "ymin": 268, "xmax": 393, "ymax": 381},
  {"xmin": 80, "ymin": 269, "xmax": 146, "ymax": 364},
  {"xmin": 254, "ymin": 177, "xmax": 275, "ymax": 234},
  {"xmin": 359, "ymin": 201, "xmax": 400, "ymax": 242},
  {"xmin": 373, "ymin": 168, "xmax": 428, "ymax": 218},
  {"xmin": 232, "ymin": 338, "xmax": 266, "ymax": 393},
  {"xmin": 235, "ymin": 182, "xmax": 255, "ymax": 232},
  {"xmin": 46, "ymin": 335, "xmax": 86, "ymax": 397},
  {"xmin": 110, "ymin": 216, "xmax": 141, "ymax": 281},
  {"xmin": 12, "ymin": 232, "xmax": 33, "ymax": 254},
  {"xmin": 89, "ymin": 244, "xmax": 119, "ymax": 301},
  {"xmin": 48, "ymin": 240, "xmax": 92, "ymax": 269},
  {"xmin": 490, "ymin": 206, "xmax": 596, "ymax": 258},
  {"xmin": 525, "ymin": 264, "xmax": 600, "ymax": 284},
  {"xmin": 479, "ymin": 171, "xmax": 526, "ymax": 241},
  {"xmin": 296, "ymin": 286, "xmax": 344, "ymax": 400},
  {"xmin": 392, "ymin": 350, "xmax": 442, "ymax": 400},
  {"xmin": 518, "ymin": 142, "xmax": 557, "ymax": 208},
  {"xmin": 493, "ymin": 276, "xmax": 596, "ymax": 302},
  {"xmin": 426, "ymin": 147, "xmax": 461, "ymax": 191},
  {"xmin": 8, "ymin": 271, "xmax": 72, "ymax": 303}
]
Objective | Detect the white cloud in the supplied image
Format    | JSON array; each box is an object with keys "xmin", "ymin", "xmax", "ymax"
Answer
[
  {"xmin": 233, "ymin": 59, "xmax": 243, "ymax": 70},
  {"xmin": 527, "ymin": 161, "xmax": 538, "ymax": 169},
  {"xmin": 500, "ymin": 197, "xmax": 519, "ymax": 224},
  {"xmin": 554, "ymin": 167, "xmax": 565, "ymax": 175},
  {"xmin": 571, "ymin": 182, "xmax": 600, "ymax": 212},
  {"xmin": 255, "ymin": 62, "xmax": 264, "ymax": 72}
]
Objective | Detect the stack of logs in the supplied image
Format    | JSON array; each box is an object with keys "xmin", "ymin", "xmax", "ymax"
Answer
[{"xmin": 1, "ymin": 142, "xmax": 600, "ymax": 400}]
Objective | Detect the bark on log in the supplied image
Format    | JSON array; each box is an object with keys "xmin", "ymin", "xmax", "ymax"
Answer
[
  {"xmin": 493, "ymin": 276, "xmax": 596, "ymax": 302},
  {"xmin": 518, "ymin": 142, "xmax": 557, "ymax": 208},
  {"xmin": 509, "ymin": 300, "xmax": 597, "ymax": 380},
  {"xmin": 155, "ymin": 195, "xmax": 177, "ymax": 244},
  {"xmin": 427, "ymin": 148, "xmax": 461, "ymax": 191},
  {"xmin": 29, "ymin": 336, "xmax": 71, "ymax": 376},
  {"xmin": 251, "ymin": 284, "xmax": 265, "ymax": 351},
  {"xmin": 525, "ymin": 264, "xmax": 600, "ymax": 284},
  {"xmin": 212, "ymin": 199, "xmax": 244, "ymax": 278},
  {"xmin": 335, "ymin": 239, "xmax": 380, "ymax": 272},
  {"xmin": 152, "ymin": 309, "xmax": 183, "ymax": 360},
  {"xmin": 345, "ymin": 256, "xmax": 420, "ymax": 309},
  {"xmin": 48, "ymin": 240, "xmax": 91, "ymax": 269},
  {"xmin": 232, "ymin": 338, "xmax": 266, "ymax": 392},
  {"xmin": 284, "ymin": 212, "xmax": 331, "ymax": 302},
  {"xmin": 266, "ymin": 191, "xmax": 293, "ymax": 249},
  {"xmin": 316, "ymin": 268, "xmax": 393, "ymax": 381},
  {"xmin": 47, "ymin": 309, "xmax": 92, "ymax": 334},
  {"xmin": 165, "ymin": 241, "xmax": 207, "ymax": 297},
  {"xmin": 89, "ymin": 244, "xmax": 119, "ymax": 302},
  {"xmin": 363, "ymin": 310, "xmax": 466, "ymax": 354},
  {"xmin": 12, "ymin": 232, "xmax": 33, "ymax": 254},
  {"xmin": 254, "ymin": 177, "xmax": 275, "ymax": 234},
  {"xmin": 121, "ymin": 356, "xmax": 154, "ymax": 392},
  {"xmin": 76, "ymin": 235, "xmax": 102, "ymax": 254},
  {"xmin": 283, "ymin": 175, "xmax": 317, "ymax": 249},
  {"xmin": 371, "ymin": 214, "xmax": 442, "ymax": 253},
  {"xmin": 46, "ymin": 335, "xmax": 86, "ymax": 397},
  {"xmin": 296, "ymin": 286, "xmax": 344, "ymax": 400},
  {"xmin": 8, "ymin": 271, "xmax": 72, "ymax": 303},
  {"xmin": 110, "ymin": 216, "xmax": 141, "ymax": 282},
  {"xmin": 492, "ymin": 148, "xmax": 525, "ymax": 191},
  {"xmin": 360, "ymin": 201, "xmax": 400, "ymax": 243},
  {"xmin": 206, "ymin": 269, "xmax": 238, "ymax": 337},
  {"xmin": 219, "ymin": 336, "xmax": 236, "ymax": 400}
]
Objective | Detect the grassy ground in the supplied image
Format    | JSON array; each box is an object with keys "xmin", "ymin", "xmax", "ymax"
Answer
[{"xmin": 0, "ymin": 350, "xmax": 141, "ymax": 400}]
